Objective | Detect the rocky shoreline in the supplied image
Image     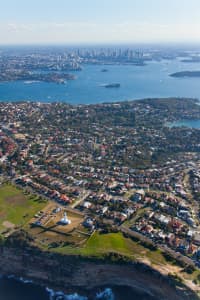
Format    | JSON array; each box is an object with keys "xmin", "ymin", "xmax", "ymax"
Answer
[{"xmin": 0, "ymin": 245, "xmax": 199, "ymax": 300}]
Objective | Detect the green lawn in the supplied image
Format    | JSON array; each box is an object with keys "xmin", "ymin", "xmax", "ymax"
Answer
[
  {"xmin": 82, "ymin": 232, "xmax": 135, "ymax": 256},
  {"xmin": 55, "ymin": 232, "xmax": 135, "ymax": 257},
  {"xmin": 54, "ymin": 231, "xmax": 168, "ymax": 265},
  {"xmin": 0, "ymin": 184, "xmax": 47, "ymax": 231},
  {"xmin": 0, "ymin": 183, "xmax": 169, "ymax": 267}
]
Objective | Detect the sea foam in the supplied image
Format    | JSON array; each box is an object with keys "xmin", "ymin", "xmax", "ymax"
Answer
[
  {"xmin": 96, "ymin": 288, "xmax": 115, "ymax": 300},
  {"xmin": 46, "ymin": 287, "xmax": 88, "ymax": 300},
  {"xmin": 46, "ymin": 286, "xmax": 115, "ymax": 300}
]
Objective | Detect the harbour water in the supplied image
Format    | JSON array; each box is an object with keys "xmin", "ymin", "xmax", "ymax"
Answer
[
  {"xmin": 169, "ymin": 119, "xmax": 200, "ymax": 128},
  {"xmin": 1, "ymin": 58, "xmax": 199, "ymax": 300},
  {"xmin": 0, "ymin": 59, "xmax": 200, "ymax": 104}
]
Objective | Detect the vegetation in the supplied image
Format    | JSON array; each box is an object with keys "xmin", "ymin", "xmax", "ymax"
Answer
[
  {"xmin": 0, "ymin": 184, "xmax": 47, "ymax": 231},
  {"xmin": 54, "ymin": 231, "xmax": 168, "ymax": 266},
  {"xmin": 0, "ymin": 180, "xmax": 199, "ymax": 294}
]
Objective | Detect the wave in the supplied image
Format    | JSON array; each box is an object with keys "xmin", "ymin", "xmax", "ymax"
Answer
[
  {"xmin": 5, "ymin": 274, "xmax": 33, "ymax": 284},
  {"xmin": 1, "ymin": 274, "xmax": 115, "ymax": 300},
  {"xmin": 46, "ymin": 287, "xmax": 115, "ymax": 300},
  {"xmin": 96, "ymin": 288, "xmax": 115, "ymax": 300},
  {"xmin": 19, "ymin": 277, "xmax": 33, "ymax": 284},
  {"xmin": 46, "ymin": 287, "xmax": 88, "ymax": 300}
]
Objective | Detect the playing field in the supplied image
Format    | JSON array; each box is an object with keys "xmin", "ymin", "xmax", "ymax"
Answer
[{"xmin": 0, "ymin": 184, "xmax": 47, "ymax": 231}]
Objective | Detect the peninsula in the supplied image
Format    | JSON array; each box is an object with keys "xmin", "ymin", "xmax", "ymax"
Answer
[
  {"xmin": 0, "ymin": 70, "xmax": 76, "ymax": 84},
  {"xmin": 170, "ymin": 71, "xmax": 200, "ymax": 78},
  {"xmin": 1, "ymin": 98, "xmax": 200, "ymax": 298}
]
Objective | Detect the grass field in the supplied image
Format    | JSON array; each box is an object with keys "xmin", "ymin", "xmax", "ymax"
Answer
[
  {"xmin": 55, "ymin": 231, "xmax": 167, "ymax": 265},
  {"xmin": 0, "ymin": 184, "xmax": 47, "ymax": 231},
  {"xmin": 1, "ymin": 184, "xmax": 199, "ymax": 289},
  {"xmin": 55, "ymin": 232, "xmax": 200, "ymax": 285}
]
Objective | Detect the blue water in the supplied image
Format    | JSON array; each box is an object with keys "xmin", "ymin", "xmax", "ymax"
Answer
[
  {"xmin": 0, "ymin": 276, "xmax": 158, "ymax": 300},
  {"xmin": 169, "ymin": 119, "xmax": 200, "ymax": 129},
  {"xmin": 1, "ymin": 59, "xmax": 200, "ymax": 104},
  {"xmin": 1, "ymin": 58, "xmax": 199, "ymax": 299}
]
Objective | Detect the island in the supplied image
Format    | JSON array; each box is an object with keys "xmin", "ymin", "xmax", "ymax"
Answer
[
  {"xmin": 170, "ymin": 71, "xmax": 200, "ymax": 78},
  {"xmin": 104, "ymin": 83, "xmax": 120, "ymax": 88}
]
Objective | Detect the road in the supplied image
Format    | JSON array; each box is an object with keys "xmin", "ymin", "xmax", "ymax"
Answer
[
  {"xmin": 120, "ymin": 225, "xmax": 196, "ymax": 268},
  {"xmin": 71, "ymin": 191, "xmax": 91, "ymax": 208}
]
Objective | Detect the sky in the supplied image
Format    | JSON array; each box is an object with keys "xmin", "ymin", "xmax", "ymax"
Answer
[{"xmin": 0, "ymin": 0, "xmax": 200, "ymax": 45}]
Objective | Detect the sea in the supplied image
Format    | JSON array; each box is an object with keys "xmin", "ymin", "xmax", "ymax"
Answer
[
  {"xmin": 0, "ymin": 58, "xmax": 200, "ymax": 104},
  {"xmin": 0, "ymin": 276, "xmax": 158, "ymax": 300},
  {"xmin": 1, "ymin": 57, "xmax": 199, "ymax": 299}
]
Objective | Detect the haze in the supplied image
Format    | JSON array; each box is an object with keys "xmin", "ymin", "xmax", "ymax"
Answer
[{"xmin": 0, "ymin": 0, "xmax": 200, "ymax": 45}]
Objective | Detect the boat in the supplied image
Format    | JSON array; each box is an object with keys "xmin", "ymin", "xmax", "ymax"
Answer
[
  {"xmin": 24, "ymin": 80, "xmax": 40, "ymax": 84},
  {"xmin": 101, "ymin": 69, "xmax": 108, "ymax": 72}
]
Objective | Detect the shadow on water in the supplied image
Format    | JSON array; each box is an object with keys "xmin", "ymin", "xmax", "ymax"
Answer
[
  {"xmin": 0, "ymin": 277, "xmax": 49, "ymax": 300},
  {"xmin": 0, "ymin": 278, "xmax": 160, "ymax": 300}
]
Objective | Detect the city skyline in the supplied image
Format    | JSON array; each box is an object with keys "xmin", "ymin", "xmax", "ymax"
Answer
[{"xmin": 0, "ymin": 0, "xmax": 200, "ymax": 45}]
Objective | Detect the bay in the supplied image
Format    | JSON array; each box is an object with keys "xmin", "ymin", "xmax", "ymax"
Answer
[
  {"xmin": 0, "ymin": 57, "xmax": 199, "ymax": 300},
  {"xmin": 0, "ymin": 59, "xmax": 200, "ymax": 104},
  {"xmin": 169, "ymin": 119, "xmax": 200, "ymax": 128}
]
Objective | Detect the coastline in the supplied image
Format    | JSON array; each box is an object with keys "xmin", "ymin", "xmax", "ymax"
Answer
[
  {"xmin": 0, "ymin": 245, "xmax": 199, "ymax": 300},
  {"xmin": 1, "ymin": 61, "xmax": 200, "ymax": 103}
]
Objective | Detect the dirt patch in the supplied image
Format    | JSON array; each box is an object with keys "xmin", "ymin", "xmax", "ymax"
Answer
[
  {"xmin": 0, "ymin": 211, "xmax": 7, "ymax": 219},
  {"xmin": 28, "ymin": 203, "xmax": 86, "ymax": 246},
  {"xmin": 5, "ymin": 195, "xmax": 26, "ymax": 205},
  {"xmin": 2, "ymin": 221, "xmax": 15, "ymax": 229},
  {"xmin": 154, "ymin": 263, "xmax": 181, "ymax": 276},
  {"xmin": 184, "ymin": 279, "xmax": 200, "ymax": 292}
]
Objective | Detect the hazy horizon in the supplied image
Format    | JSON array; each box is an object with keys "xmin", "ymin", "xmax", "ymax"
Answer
[
  {"xmin": 1, "ymin": 0, "xmax": 200, "ymax": 45},
  {"xmin": 1, "ymin": 42, "xmax": 200, "ymax": 49}
]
